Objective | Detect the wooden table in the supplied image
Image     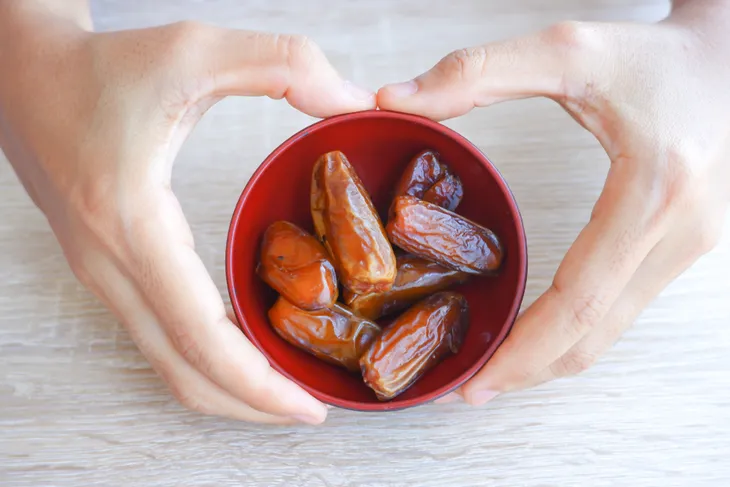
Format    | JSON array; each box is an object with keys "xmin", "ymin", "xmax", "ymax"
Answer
[{"xmin": 2, "ymin": 1, "xmax": 729, "ymax": 485}]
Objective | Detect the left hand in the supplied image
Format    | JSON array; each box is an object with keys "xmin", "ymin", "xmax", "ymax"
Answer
[{"xmin": 377, "ymin": 4, "xmax": 729, "ymax": 405}]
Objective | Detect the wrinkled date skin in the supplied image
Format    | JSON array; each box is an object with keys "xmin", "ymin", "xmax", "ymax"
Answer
[
  {"xmin": 311, "ymin": 150, "xmax": 396, "ymax": 294},
  {"xmin": 387, "ymin": 196, "xmax": 504, "ymax": 275},
  {"xmin": 392, "ymin": 150, "xmax": 445, "ymax": 201},
  {"xmin": 391, "ymin": 150, "xmax": 464, "ymax": 212},
  {"xmin": 422, "ymin": 170, "xmax": 464, "ymax": 211},
  {"xmin": 257, "ymin": 221, "xmax": 338, "ymax": 310},
  {"xmin": 360, "ymin": 292, "xmax": 469, "ymax": 400},
  {"xmin": 268, "ymin": 297, "xmax": 382, "ymax": 372},
  {"xmin": 342, "ymin": 254, "xmax": 470, "ymax": 320}
]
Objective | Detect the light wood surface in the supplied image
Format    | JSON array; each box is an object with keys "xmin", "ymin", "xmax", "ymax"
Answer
[{"xmin": 2, "ymin": 1, "xmax": 729, "ymax": 486}]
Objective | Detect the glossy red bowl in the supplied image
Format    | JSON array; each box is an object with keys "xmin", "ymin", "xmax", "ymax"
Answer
[{"xmin": 226, "ymin": 110, "xmax": 527, "ymax": 411}]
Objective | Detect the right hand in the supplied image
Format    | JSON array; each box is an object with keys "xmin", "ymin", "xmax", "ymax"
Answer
[{"xmin": 0, "ymin": 7, "xmax": 375, "ymax": 423}]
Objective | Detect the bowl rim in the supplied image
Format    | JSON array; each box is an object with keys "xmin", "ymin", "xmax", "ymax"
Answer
[{"xmin": 226, "ymin": 109, "xmax": 528, "ymax": 412}]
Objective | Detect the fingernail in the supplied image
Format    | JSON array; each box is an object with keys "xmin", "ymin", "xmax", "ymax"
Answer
[
  {"xmin": 468, "ymin": 389, "xmax": 499, "ymax": 406},
  {"xmin": 343, "ymin": 80, "xmax": 376, "ymax": 102},
  {"xmin": 434, "ymin": 392, "xmax": 461, "ymax": 404},
  {"xmin": 290, "ymin": 414, "xmax": 324, "ymax": 425},
  {"xmin": 383, "ymin": 80, "xmax": 418, "ymax": 98}
]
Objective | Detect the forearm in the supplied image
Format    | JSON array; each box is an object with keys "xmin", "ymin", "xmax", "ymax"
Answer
[{"xmin": 0, "ymin": 0, "xmax": 92, "ymax": 32}]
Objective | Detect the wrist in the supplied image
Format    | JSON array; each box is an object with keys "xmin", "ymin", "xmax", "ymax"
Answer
[{"xmin": 0, "ymin": 1, "xmax": 92, "ymax": 33}]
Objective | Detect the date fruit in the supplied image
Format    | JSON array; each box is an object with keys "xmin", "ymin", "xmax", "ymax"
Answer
[
  {"xmin": 342, "ymin": 254, "xmax": 470, "ymax": 320},
  {"xmin": 360, "ymin": 292, "xmax": 469, "ymax": 400},
  {"xmin": 311, "ymin": 150, "xmax": 396, "ymax": 294},
  {"xmin": 392, "ymin": 150, "xmax": 445, "ymax": 201},
  {"xmin": 422, "ymin": 170, "xmax": 464, "ymax": 211},
  {"xmin": 268, "ymin": 297, "xmax": 381, "ymax": 372},
  {"xmin": 392, "ymin": 150, "xmax": 464, "ymax": 211},
  {"xmin": 387, "ymin": 196, "xmax": 503, "ymax": 275},
  {"xmin": 257, "ymin": 221, "xmax": 338, "ymax": 310}
]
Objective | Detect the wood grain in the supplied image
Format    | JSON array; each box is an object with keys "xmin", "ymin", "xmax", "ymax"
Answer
[{"xmin": 1, "ymin": 1, "xmax": 729, "ymax": 486}]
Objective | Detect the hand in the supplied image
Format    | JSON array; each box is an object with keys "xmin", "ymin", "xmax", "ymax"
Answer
[
  {"xmin": 0, "ymin": 5, "xmax": 375, "ymax": 423},
  {"xmin": 378, "ymin": 1, "xmax": 729, "ymax": 404}
]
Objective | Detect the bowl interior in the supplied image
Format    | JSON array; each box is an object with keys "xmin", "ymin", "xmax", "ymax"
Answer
[{"xmin": 227, "ymin": 111, "xmax": 526, "ymax": 411}]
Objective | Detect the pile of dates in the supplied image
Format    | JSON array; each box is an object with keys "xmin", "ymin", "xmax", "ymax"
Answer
[{"xmin": 257, "ymin": 150, "xmax": 503, "ymax": 400}]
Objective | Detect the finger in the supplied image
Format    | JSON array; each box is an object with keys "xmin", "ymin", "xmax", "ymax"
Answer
[
  {"xmin": 119, "ymin": 192, "xmax": 327, "ymax": 424},
  {"xmin": 75, "ymin": 247, "xmax": 297, "ymax": 425},
  {"xmin": 530, "ymin": 205, "xmax": 725, "ymax": 386},
  {"xmin": 377, "ymin": 21, "xmax": 605, "ymax": 121},
  {"xmin": 434, "ymin": 390, "xmax": 464, "ymax": 405},
  {"xmin": 461, "ymin": 160, "xmax": 664, "ymax": 405},
  {"xmin": 162, "ymin": 22, "xmax": 376, "ymax": 117},
  {"xmin": 522, "ymin": 258, "xmax": 677, "ymax": 390}
]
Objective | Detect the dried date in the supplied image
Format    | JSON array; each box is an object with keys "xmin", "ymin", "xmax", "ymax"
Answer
[
  {"xmin": 422, "ymin": 169, "xmax": 463, "ymax": 211},
  {"xmin": 311, "ymin": 150, "xmax": 396, "ymax": 294},
  {"xmin": 268, "ymin": 297, "xmax": 381, "ymax": 372},
  {"xmin": 386, "ymin": 196, "xmax": 503, "ymax": 275},
  {"xmin": 359, "ymin": 292, "xmax": 469, "ymax": 400},
  {"xmin": 342, "ymin": 254, "xmax": 470, "ymax": 320},
  {"xmin": 257, "ymin": 221, "xmax": 338, "ymax": 310},
  {"xmin": 391, "ymin": 150, "xmax": 463, "ymax": 211}
]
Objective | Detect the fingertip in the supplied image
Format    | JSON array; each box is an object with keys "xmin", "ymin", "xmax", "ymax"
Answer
[
  {"xmin": 329, "ymin": 79, "xmax": 377, "ymax": 114},
  {"xmin": 376, "ymin": 80, "xmax": 418, "ymax": 111},
  {"xmin": 334, "ymin": 80, "xmax": 377, "ymax": 115},
  {"xmin": 290, "ymin": 408, "xmax": 327, "ymax": 426},
  {"xmin": 286, "ymin": 397, "xmax": 327, "ymax": 425},
  {"xmin": 461, "ymin": 371, "xmax": 497, "ymax": 404},
  {"xmin": 379, "ymin": 80, "xmax": 419, "ymax": 100},
  {"xmin": 377, "ymin": 79, "xmax": 473, "ymax": 121},
  {"xmin": 289, "ymin": 79, "xmax": 376, "ymax": 118},
  {"xmin": 342, "ymin": 80, "xmax": 377, "ymax": 106},
  {"xmin": 463, "ymin": 388, "xmax": 500, "ymax": 407},
  {"xmin": 312, "ymin": 401, "xmax": 328, "ymax": 423},
  {"xmin": 259, "ymin": 367, "xmax": 328, "ymax": 423},
  {"xmin": 434, "ymin": 391, "xmax": 462, "ymax": 404}
]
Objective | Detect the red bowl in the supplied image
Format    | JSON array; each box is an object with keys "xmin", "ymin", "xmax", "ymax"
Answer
[{"xmin": 226, "ymin": 110, "xmax": 527, "ymax": 411}]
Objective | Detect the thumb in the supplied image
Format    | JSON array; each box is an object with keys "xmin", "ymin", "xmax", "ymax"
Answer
[
  {"xmin": 377, "ymin": 22, "xmax": 602, "ymax": 121},
  {"xmin": 163, "ymin": 22, "xmax": 375, "ymax": 118}
]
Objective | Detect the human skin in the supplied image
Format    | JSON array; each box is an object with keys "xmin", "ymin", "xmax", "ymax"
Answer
[
  {"xmin": 378, "ymin": 0, "xmax": 730, "ymax": 405},
  {"xmin": 0, "ymin": 0, "xmax": 375, "ymax": 424},
  {"xmin": 2, "ymin": 0, "xmax": 727, "ymax": 420}
]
